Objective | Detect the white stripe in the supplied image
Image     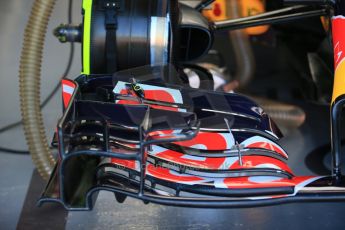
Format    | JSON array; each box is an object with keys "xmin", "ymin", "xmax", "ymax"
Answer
[
  {"xmin": 218, "ymin": 157, "xmax": 238, "ymax": 170},
  {"xmin": 265, "ymin": 130, "xmax": 279, "ymax": 139},
  {"xmin": 190, "ymin": 144, "xmax": 207, "ymax": 150},
  {"xmin": 292, "ymin": 176, "xmax": 325, "ymax": 196},
  {"xmin": 332, "ymin": 16, "xmax": 345, "ymax": 20},
  {"xmin": 254, "ymin": 164, "xmax": 281, "ymax": 170},
  {"xmin": 241, "ymin": 136, "xmax": 288, "ymax": 158},
  {"xmin": 335, "ymin": 56, "xmax": 345, "ymax": 72},
  {"xmin": 149, "ymin": 145, "xmax": 167, "ymax": 156},
  {"xmin": 63, "ymin": 85, "xmax": 75, "ymax": 95},
  {"xmin": 181, "ymin": 155, "xmax": 206, "ymax": 161},
  {"xmin": 214, "ymin": 179, "xmax": 228, "ymax": 189},
  {"xmin": 219, "ymin": 133, "xmax": 235, "ymax": 149},
  {"xmin": 248, "ymin": 176, "xmax": 325, "ymax": 200},
  {"xmin": 248, "ymin": 176, "xmax": 282, "ymax": 183}
]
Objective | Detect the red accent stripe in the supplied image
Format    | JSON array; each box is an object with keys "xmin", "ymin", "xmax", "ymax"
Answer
[{"xmin": 61, "ymin": 79, "xmax": 76, "ymax": 109}]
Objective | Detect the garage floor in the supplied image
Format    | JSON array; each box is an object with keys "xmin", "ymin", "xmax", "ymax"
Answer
[{"xmin": 1, "ymin": 1, "xmax": 345, "ymax": 229}]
